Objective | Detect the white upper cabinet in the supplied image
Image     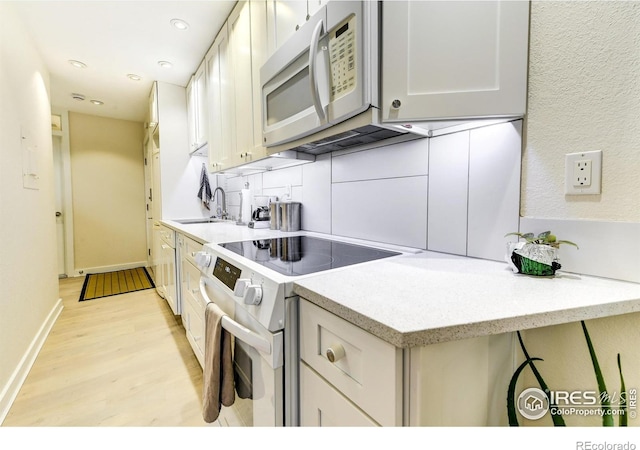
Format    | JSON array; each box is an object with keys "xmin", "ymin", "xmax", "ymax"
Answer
[
  {"xmin": 148, "ymin": 81, "xmax": 158, "ymax": 131},
  {"xmin": 228, "ymin": 0, "xmax": 268, "ymax": 165},
  {"xmin": 186, "ymin": 63, "xmax": 208, "ymax": 154},
  {"xmin": 268, "ymin": 0, "xmax": 329, "ymax": 52},
  {"xmin": 381, "ymin": 1, "xmax": 529, "ymax": 122},
  {"xmin": 248, "ymin": 0, "xmax": 270, "ymax": 159},
  {"xmin": 206, "ymin": 23, "xmax": 234, "ymax": 172},
  {"xmin": 194, "ymin": 63, "xmax": 207, "ymax": 150},
  {"xmin": 206, "ymin": 0, "xmax": 269, "ymax": 173},
  {"xmin": 186, "ymin": 75, "xmax": 196, "ymax": 152}
]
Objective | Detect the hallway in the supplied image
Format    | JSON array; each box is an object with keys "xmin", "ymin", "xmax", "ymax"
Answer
[{"xmin": 3, "ymin": 276, "xmax": 210, "ymax": 426}]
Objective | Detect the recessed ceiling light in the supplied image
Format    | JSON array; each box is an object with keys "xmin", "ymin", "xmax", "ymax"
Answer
[
  {"xmin": 71, "ymin": 93, "xmax": 85, "ymax": 101},
  {"xmin": 158, "ymin": 61, "xmax": 173, "ymax": 69},
  {"xmin": 90, "ymin": 100, "xmax": 104, "ymax": 106},
  {"xmin": 127, "ymin": 74, "xmax": 142, "ymax": 81},
  {"xmin": 69, "ymin": 60, "xmax": 87, "ymax": 69},
  {"xmin": 170, "ymin": 18, "xmax": 189, "ymax": 30}
]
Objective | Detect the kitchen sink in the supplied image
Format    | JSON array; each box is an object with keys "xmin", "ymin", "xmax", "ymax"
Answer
[{"xmin": 172, "ymin": 218, "xmax": 230, "ymax": 225}]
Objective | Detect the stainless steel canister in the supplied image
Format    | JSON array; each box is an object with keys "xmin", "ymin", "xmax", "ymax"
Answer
[
  {"xmin": 269, "ymin": 201, "xmax": 281, "ymax": 230},
  {"xmin": 280, "ymin": 202, "xmax": 301, "ymax": 232}
]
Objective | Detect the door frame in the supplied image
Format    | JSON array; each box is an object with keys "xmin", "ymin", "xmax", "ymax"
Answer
[{"xmin": 51, "ymin": 108, "xmax": 75, "ymax": 277}]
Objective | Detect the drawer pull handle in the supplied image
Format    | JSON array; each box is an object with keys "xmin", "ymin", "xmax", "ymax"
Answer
[{"xmin": 326, "ymin": 344, "xmax": 345, "ymax": 363}]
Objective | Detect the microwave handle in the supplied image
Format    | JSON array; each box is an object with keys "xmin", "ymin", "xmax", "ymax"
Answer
[{"xmin": 309, "ymin": 19, "xmax": 327, "ymax": 124}]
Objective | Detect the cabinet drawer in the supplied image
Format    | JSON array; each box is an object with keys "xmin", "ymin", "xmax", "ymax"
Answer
[
  {"xmin": 159, "ymin": 225, "xmax": 175, "ymax": 247},
  {"xmin": 183, "ymin": 293, "xmax": 205, "ymax": 369},
  {"xmin": 300, "ymin": 362, "xmax": 379, "ymax": 427},
  {"xmin": 299, "ymin": 300, "xmax": 402, "ymax": 426},
  {"xmin": 182, "ymin": 235, "xmax": 203, "ymax": 268},
  {"xmin": 182, "ymin": 259, "xmax": 206, "ymax": 313}
]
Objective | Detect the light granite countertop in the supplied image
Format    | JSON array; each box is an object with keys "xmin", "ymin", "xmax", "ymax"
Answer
[
  {"xmin": 292, "ymin": 251, "xmax": 640, "ymax": 348},
  {"xmin": 161, "ymin": 219, "xmax": 285, "ymax": 244},
  {"xmin": 159, "ymin": 219, "xmax": 640, "ymax": 349}
]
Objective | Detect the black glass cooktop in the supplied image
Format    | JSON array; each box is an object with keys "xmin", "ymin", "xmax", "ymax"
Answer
[{"xmin": 218, "ymin": 235, "xmax": 401, "ymax": 277}]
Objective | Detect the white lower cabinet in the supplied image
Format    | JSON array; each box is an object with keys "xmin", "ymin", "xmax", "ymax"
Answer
[
  {"xmin": 300, "ymin": 363, "xmax": 379, "ymax": 426},
  {"xmin": 299, "ymin": 299, "xmax": 515, "ymax": 426},
  {"xmin": 299, "ymin": 300, "xmax": 403, "ymax": 426},
  {"xmin": 179, "ymin": 233, "xmax": 207, "ymax": 368},
  {"xmin": 159, "ymin": 225, "xmax": 178, "ymax": 314}
]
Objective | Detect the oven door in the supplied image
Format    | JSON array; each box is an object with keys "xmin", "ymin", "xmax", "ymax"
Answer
[{"xmin": 199, "ymin": 276, "xmax": 284, "ymax": 427}]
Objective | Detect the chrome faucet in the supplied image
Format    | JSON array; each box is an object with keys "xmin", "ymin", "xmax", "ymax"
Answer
[{"xmin": 211, "ymin": 187, "xmax": 228, "ymax": 219}]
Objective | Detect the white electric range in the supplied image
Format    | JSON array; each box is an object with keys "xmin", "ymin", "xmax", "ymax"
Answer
[{"xmin": 194, "ymin": 233, "xmax": 415, "ymax": 426}]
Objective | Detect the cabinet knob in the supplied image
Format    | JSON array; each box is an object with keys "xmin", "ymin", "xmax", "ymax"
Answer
[
  {"xmin": 391, "ymin": 99, "xmax": 402, "ymax": 109},
  {"xmin": 326, "ymin": 343, "xmax": 346, "ymax": 363}
]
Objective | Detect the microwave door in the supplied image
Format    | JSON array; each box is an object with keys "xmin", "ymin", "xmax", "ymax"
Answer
[{"xmin": 261, "ymin": 11, "xmax": 331, "ymax": 147}]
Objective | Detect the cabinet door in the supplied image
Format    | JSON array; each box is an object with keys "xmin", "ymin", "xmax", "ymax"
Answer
[
  {"xmin": 148, "ymin": 81, "xmax": 158, "ymax": 130},
  {"xmin": 194, "ymin": 63, "xmax": 208, "ymax": 149},
  {"xmin": 186, "ymin": 76, "xmax": 197, "ymax": 152},
  {"xmin": 382, "ymin": 1, "xmax": 529, "ymax": 122},
  {"xmin": 300, "ymin": 363, "xmax": 379, "ymax": 426},
  {"xmin": 206, "ymin": 23, "xmax": 234, "ymax": 172},
  {"xmin": 248, "ymin": 0, "xmax": 269, "ymax": 161},
  {"xmin": 161, "ymin": 242, "xmax": 178, "ymax": 315},
  {"xmin": 228, "ymin": 1, "xmax": 254, "ymax": 166},
  {"xmin": 272, "ymin": 0, "xmax": 308, "ymax": 49},
  {"xmin": 307, "ymin": 0, "xmax": 328, "ymax": 19}
]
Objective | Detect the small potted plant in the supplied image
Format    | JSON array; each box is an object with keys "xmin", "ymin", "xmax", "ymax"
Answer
[{"xmin": 505, "ymin": 231, "xmax": 579, "ymax": 276}]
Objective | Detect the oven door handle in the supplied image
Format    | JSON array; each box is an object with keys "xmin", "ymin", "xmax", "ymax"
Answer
[{"xmin": 199, "ymin": 277, "xmax": 272, "ymax": 356}]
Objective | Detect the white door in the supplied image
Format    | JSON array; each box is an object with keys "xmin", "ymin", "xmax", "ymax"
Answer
[{"xmin": 52, "ymin": 135, "xmax": 66, "ymax": 277}]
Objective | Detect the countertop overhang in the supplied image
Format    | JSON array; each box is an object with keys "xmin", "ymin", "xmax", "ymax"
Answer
[{"xmin": 292, "ymin": 252, "xmax": 640, "ymax": 348}]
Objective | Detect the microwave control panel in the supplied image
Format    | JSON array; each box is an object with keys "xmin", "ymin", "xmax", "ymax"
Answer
[{"xmin": 329, "ymin": 15, "xmax": 357, "ymax": 101}]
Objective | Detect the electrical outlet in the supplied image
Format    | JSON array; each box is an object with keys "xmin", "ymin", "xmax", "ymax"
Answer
[
  {"xmin": 573, "ymin": 159, "xmax": 592, "ymax": 187},
  {"xmin": 565, "ymin": 150, "xmax": 602, "ymax": 195}
]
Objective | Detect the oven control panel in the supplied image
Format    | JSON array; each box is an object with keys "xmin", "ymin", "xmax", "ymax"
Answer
[{"xmin": 213, "ymin": 257, "xmax": 242, "ymax": 291}]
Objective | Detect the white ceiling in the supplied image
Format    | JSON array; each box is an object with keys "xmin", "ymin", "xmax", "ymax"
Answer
[{"xmin": 11, "ymin": 1, "xmax": 236, "ymax": 123}]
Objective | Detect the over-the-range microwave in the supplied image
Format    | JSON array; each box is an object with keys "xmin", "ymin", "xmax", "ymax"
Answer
[{"xmin": 260, "ymin": 1, "xmax": 418, "ymax": 156}]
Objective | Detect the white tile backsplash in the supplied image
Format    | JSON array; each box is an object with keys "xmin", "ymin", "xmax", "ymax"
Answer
[
  {"xmin": 302, "ymin": 153, "xmax": 331, "ymax": 233},
  {"xmin": 262, "ymin": 165, "xmax": 303, "ymax": 189},
  {"xmin": 467, "ymin": 121, "xmax": 522, "ymax": 261},
  {"xmin": 428, "ymin": 131, "xmax": 470, "ymax": 255},
  {"xmin": 332, "ymin": 138, "xmax": 429, "ymax": 183},
  {"xmin": 519, "ymin": 217, "xmax": 640, "ymax": 283},
  {"xmin": 332, "ymin": 177, "xmax": 429, "ymax": 248},
  {"xmin": 220, "ymin": 120, "xmax": 522, "ymax": 260}
]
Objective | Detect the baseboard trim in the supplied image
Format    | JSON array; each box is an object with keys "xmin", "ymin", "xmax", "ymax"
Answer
[
  {"xmin": 73, "ymin": 260, "xmax": 149, "ymax": 277},
  {"xmin": 0, "ymin": 298, "xmax": 63, "ymax": 425}
]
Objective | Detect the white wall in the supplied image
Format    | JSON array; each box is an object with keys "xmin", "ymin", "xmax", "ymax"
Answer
[
  {"xmin": 68, "ymin": 112, "xmax": 146, "ymax": 273},
  {"xmin": 522, "ymin": 1, "xmax": 640, "ymax": 222},
  {"xmin": 0, "ymin": 3, "xmax": 60, "ymax": 422},
  {"xmin": 156, "ymin": 82, "xmax": 212, "ymax": 220},
  {"xmin": 220, "ymin": 120, "xmax": 523, "ymax": 261},
  {"xmin": 518, "ymin": 2, "xmax": 640, "ymax": 426}
]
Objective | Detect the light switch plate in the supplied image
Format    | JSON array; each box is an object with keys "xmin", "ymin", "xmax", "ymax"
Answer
[{"xmin": 565, "ymin": 150, "xmax": 602, "ymax": 195}]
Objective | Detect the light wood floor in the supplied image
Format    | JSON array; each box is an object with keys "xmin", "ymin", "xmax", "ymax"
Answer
[{"xmin": 3, "ymin": 276, "xmax": 213, "ymax": 427}]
